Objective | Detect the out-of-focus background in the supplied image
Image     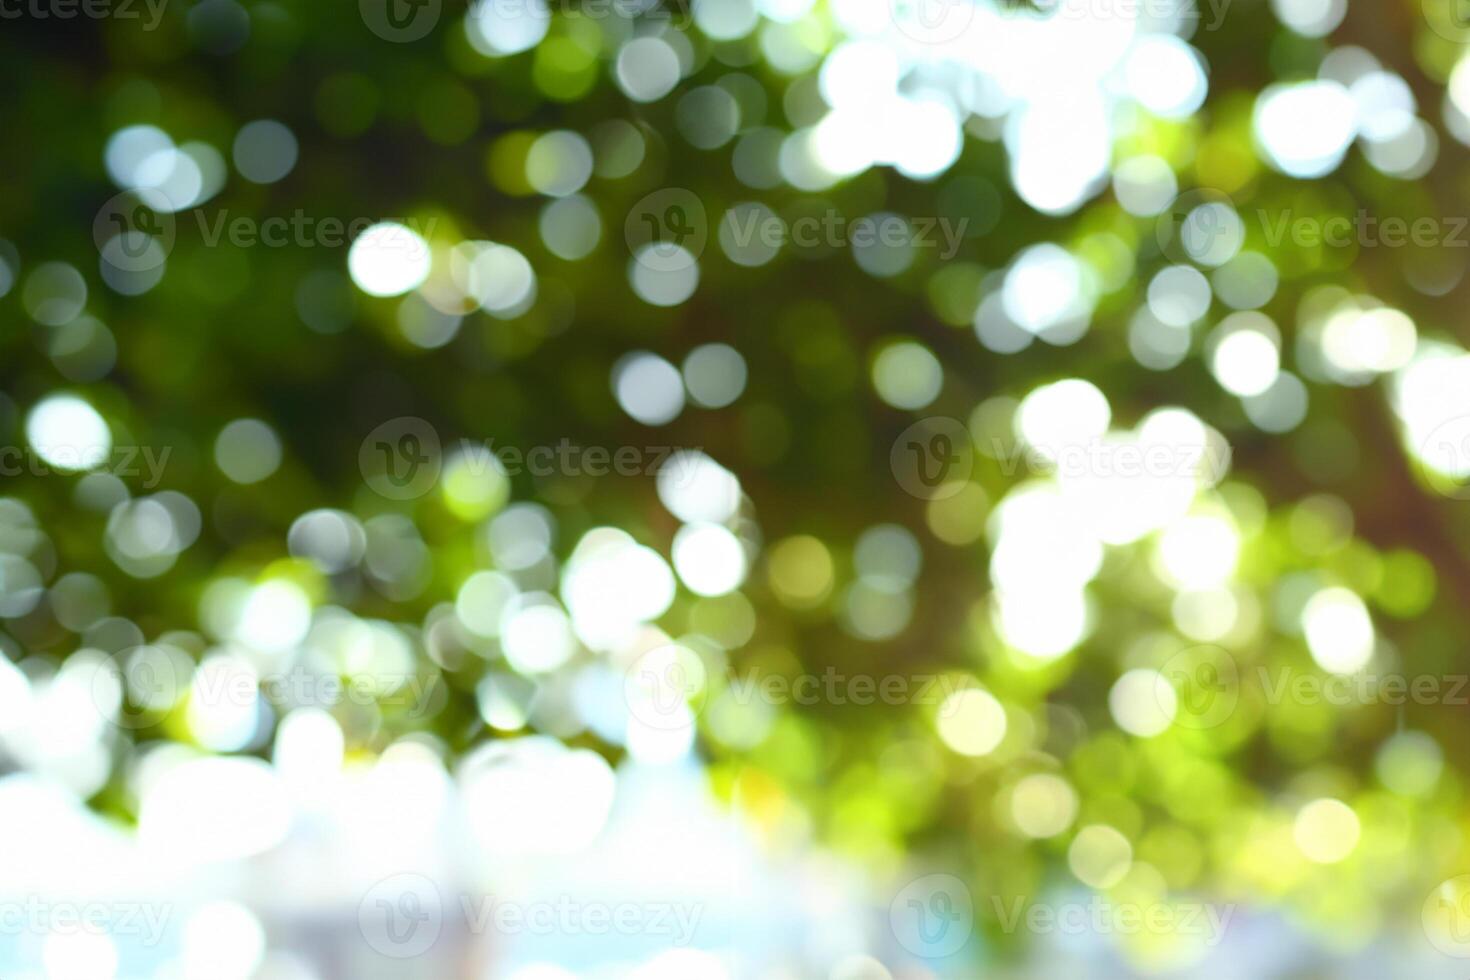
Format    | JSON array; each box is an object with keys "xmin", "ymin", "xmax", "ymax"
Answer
[{"xmin": 6, "ymin": 0, "xmax": 1470, "ymax": 976}]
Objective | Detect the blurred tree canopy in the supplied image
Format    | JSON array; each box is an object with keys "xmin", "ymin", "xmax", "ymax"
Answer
[{"xmin": 4, "ymin": 0, "xmax": 1470, "ymax": 969}]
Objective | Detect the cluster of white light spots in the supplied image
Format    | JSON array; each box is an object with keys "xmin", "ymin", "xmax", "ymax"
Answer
[
  {"xmin": 560, "ymin": 528, "xmax": 676, "ymax": 652},
  {"xmin": 616, "ymin": 37, "xmax": 684, "ymax": 102},
  {"xmin": 464, "ymin": 0, "xmax": 549, "ymax": 56},
  {"xmin": 800, "ymin": 0, "xmax": 1213, "ymax": 207},
  {"xmin": 628, "ymin": 245, "xmax": 699, "ymax": 306},
  {"xmin": 105, "ymin": 491, "xmax": 203, "ymax": 578},
  {"xmin": 347, "ymin": 222, "xmax": 432, "ymax": 297},
  {"xmin": 1391, "ymin": 341, "xmax": 1470, "ymax": 483},
  {"xmin": 977, "ymin": 244, "xmax": 1097, "ymax": 353},
  {"xmin": 526, "ymin": 131, "xmax": 594, "ymax": 197},
  {"xmin": 1154, "ymin": 507, "xmax": 1241, "ymax": 591},
  {"xmin": 502, "ymin": 594, "xmax": 578, "ymax": 674},
  {"xmin": 1068, "ymin": 824, "xmax": 1133, "ymax": 888},
  {"xmin": 1293, "ymin": 797, "xmax": 1360, "ymax": 863},
  {"xmin": 1257, "ymin": 50, "xmax": 1430, "ymax": 179},
  {"xmin": 1270, "ymin": 0, "xmax": 1346, "ymax": 36},
  {"xmin": 1254, "ymin": 81, "xmax": 1358, "ymax": 177},
  {"xmin": 1147, "ymin": 265, "xmax": 1211, "ymax": 328},
  {"xmin": 139, "ymin": 755, "xmax": 293, "ymax": 862},
  {"xmin": 288, "ymin": 509, "xmax": 367, "ymax": 573},
  {"xmin": 807, "ymin": 41, "xmax": 962, "ymax": 181},
  {"xmin": 181, "ymin": 901, "xmax": 267, "ymax": 980},
  {"xmin": 841, "ymin": 523, "xmax": 920, "ymax": 641},
  {"xmin": 26, "ymin": 394, "xmax": 111, "ymax": 472},
  {"xmin": 187, "ymin": 652, "xmax": 262, "ymax": 752},
  {"xmin": 452, "ymin": 240, "xmax": 538, "ymax": 317},
  {"xmin": 992, "ymin": 378, "xmax": 1231, "ymax": 657},
  {"xmin": 661, "ymin": 452, "xmax": 749, "ymax": 598},
  {"xmin": 659, "ymin": 451, "xmax": 742, "ymax": 524},
  {"xmin": 672, "ymin": 523, "xmax": 748, "ymax": 596},
  {"xmin": 104, "ymin": 124, "xmax": 226, "ymax": 211},
  {"xmin": 936, "ymin": 686, "xmax": 1007, "ymax": 756},
  {"xmin": 1010, "ymin": 773, "xmax": 1078, "ymax": 839},
  {"xmin": 871, "ymin": 340, "xmax": 942, "ymax": 410},
  {"xmin": 693, "ymin": 0, "xmax": 758, "ymax": 40},
  {"xmin": 613, "ymin": 351, "xmax": 686, "ymax": 425},
  {"xmin": 989, "ymin": 481, "xmax": 1101, "ymax": 659},
  {"xmin": 231, "ymin": 578, "xmax": 314, "ymax": 653},
  {"xmin": 1073, "ymin": 409, "xmax": 1227, "ymax": 545},
  {"xmin": 1015, "ymin": 379, "xmax": 1110, "ymax": 465},
  {"xmin": 1122, "ymin": 35, "xmax": 1207, "ymax": 119},
  {"xmin": 1208, "ymin": 312, "xmax": 1281, "ymax": 397},
  {"xmin": 1315, "ymin": 305, "xmax": 1417, "ymax": 382},
  {"xmin": 459, "ymin": 738, "xmax": 616, "ymax": 856},
  {"xmin": 1109, "ymin": 669, "xmax": 1176, "ymax": 737},
  {"xmin": 1302, "ymin": 585, "xmax": 1375, "ymax": 674},
  {"xmin": 1, "ymin": 651, "xmax": 116, "ymax": 798},
  {"xmin": 1112, "ymin": 156, "xmax": 1178, "ymax": 217}
]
